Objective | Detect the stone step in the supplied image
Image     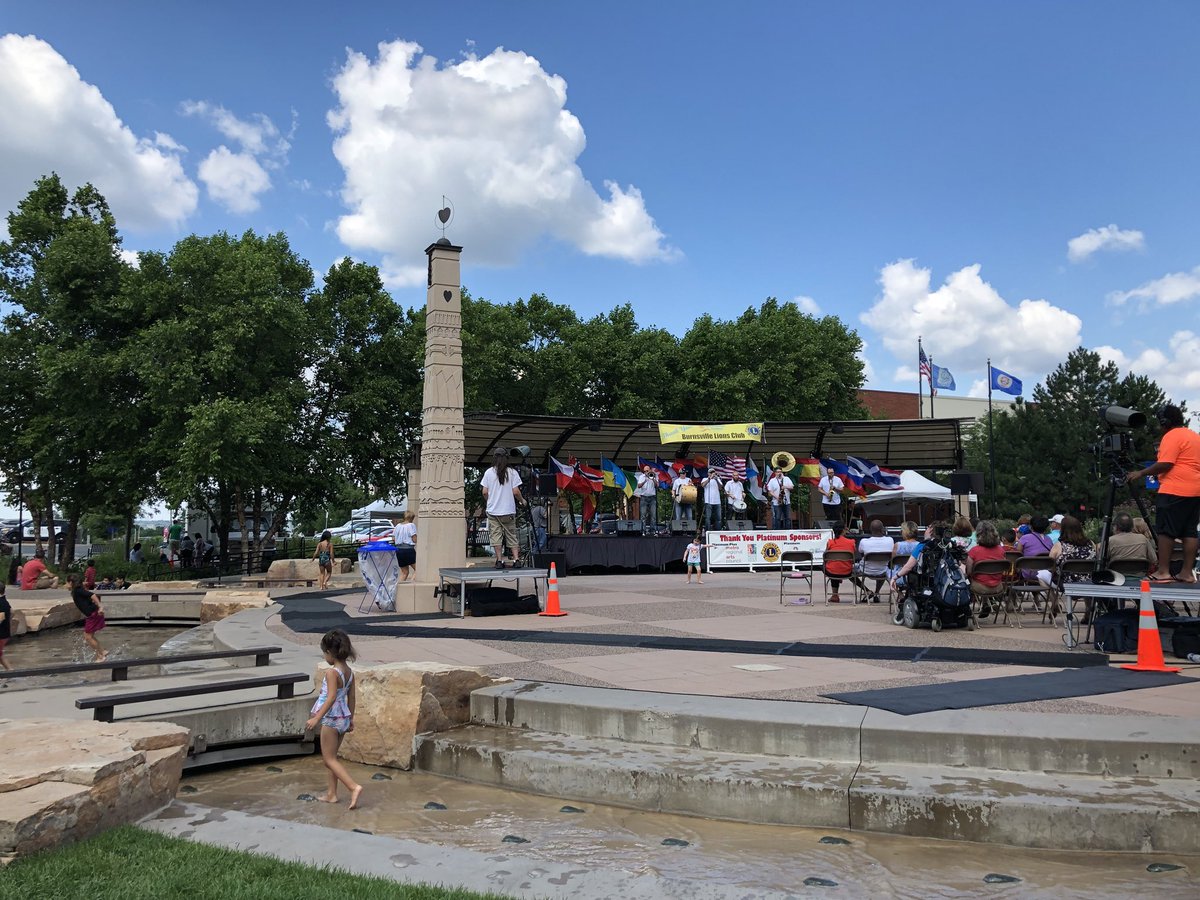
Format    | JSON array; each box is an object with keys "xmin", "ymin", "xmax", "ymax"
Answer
[
  {"xmin": 415, "ymin": 724, "xmax": 1200, "ymax": 852},
  {"xmin": 471, "ymin": 681, "xmax": 1200, "ymax": 779},
  {"xmin": 415, "ymin": 725, "xmax": 856, "ymax": 828},
  {"xmin": 471, "ymin": 681, "xmax": 866, "ymax": 762}
]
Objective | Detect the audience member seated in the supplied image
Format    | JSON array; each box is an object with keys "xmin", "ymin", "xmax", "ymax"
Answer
[
  {"xmin": 889, "ymin": 521, "xmax": 949, "ymax": 590},
  {"xmin": 1106, "ymin": 512, "xmax": 1157, "ymax": 572},
  {"xmin": 1015, "ymin": 514, "xmax": 1032, "ymax": 537},
  {"xmin": 115, "ymin": 575, "xmax": 133, "ymax": 590},
  {"xmin": 966, "ymin": 520, "xmax": 1007, "ymax": 617},
  {"xmin": 1000, "ymin": 528, "xmax": 1018, "ymax": 551},
  {"xmin": 824, "ymin": 522, "xmax": 856, "ymax": 603},
  {"xmin": 853, "ymin": 519, "xmax": 895, "ymax": 603},
  {"xmin": 951, "ymin": 516, "xmax": 974, "ymax": 549},
  {"xmin": 1039, "ymin": 515, "xmax": 1096, "ymax": 623},
  {"xmin": 1047, "ymin": 513, "xmax": 1065, "ymax": 544},
  {"xmin": 890, "ymin": 521, "xmax": 920, "ymax": 580},
  {"xmin": 19, "ymin": 550, "xmax": 59, "ymax": 590},
  {"xmin": 96, "ymin": 575, "xmax": 117, "ymax": 590},
  {"xmin": 1016, "ymin": 515, "xmax": 1055, "ymax": 580}
]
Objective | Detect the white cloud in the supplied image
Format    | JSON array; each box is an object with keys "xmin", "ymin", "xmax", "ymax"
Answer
[
  {"xmin": 863, "ymin": 259, "xmax": 1082, "ymax": 378},
  {"xmin": 119, "ymin": 248, "xmax": 140, "ymax": 268},
  {"xmin": 856, "ymin": 337, "xmax": 876, "ymax": 386},
  {"xmin": 0, "ymin": 34, "xmax": 197, "ymax": 230},
  {"xmin": 196, "ymin": 146, "xmax": 271, "ymax": 214},
  {"xmin": 181, "ymin": 100, "xmax": 289, "ymax": 161},
  {"xmin": 327, "ymin": 39, "xmax": 677, "ymax": 284},
  {"xmin": 793, "ymin": 295, "xmax": 821, "ymax": 315},
  {"xmin": 1066, "ymin": 224, "xmax": 1145, "ymax": 263},
  {"xmin": 1096, "ymin": 333, "xmax": 1200, "ymax": 420},
  {"xmin": 1108, "ymin": 266, "xmax": 1200, "ymax": 307}
]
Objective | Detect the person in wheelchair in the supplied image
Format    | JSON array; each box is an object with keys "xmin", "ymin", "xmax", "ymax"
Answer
[{"xmin": 889, "ymin": 521, "xmax": 974, "ymax": 630}]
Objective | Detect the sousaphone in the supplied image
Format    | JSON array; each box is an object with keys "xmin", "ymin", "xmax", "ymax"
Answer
[{"xmin": 770, "ymin": 451, "xmax": 796, "ymax": 473}]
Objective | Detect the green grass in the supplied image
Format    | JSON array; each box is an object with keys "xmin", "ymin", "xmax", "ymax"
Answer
[{"xmin": 0, "ymin": 826, "xmax": 512, "ymax": 900}]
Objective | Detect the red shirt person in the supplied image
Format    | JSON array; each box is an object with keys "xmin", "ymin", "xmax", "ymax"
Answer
[
  {"xmin": 1127, "ymin": 404, "xmax": 1200, "ymax": 583},
  {"xmin": 19, "ymin": 553, "xmax": 47, "ymax": 590}
]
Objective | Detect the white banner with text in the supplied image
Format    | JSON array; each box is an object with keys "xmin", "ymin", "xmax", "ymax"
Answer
[{"xmin": 705, "ymin": 529, "xmax": 832, "ymax": 570}]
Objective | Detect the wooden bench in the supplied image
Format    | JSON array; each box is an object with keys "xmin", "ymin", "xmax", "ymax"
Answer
[
  {"xmin": 1, "ymin": 646, "xmax": 282, "ymax": 682},
  {"xmin": 75, "ymin": 672, "xmax": 308, "ymax": 722}
]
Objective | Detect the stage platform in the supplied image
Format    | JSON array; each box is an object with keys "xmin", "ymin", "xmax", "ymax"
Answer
[{"xmin": 547, "ymin": 534, "xmax": 692, "ymax": 573}]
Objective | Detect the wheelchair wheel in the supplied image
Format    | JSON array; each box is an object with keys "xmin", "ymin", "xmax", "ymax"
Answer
[
  {"xmin": 967, "ymin": 614, "xmax": 977, "ymax": 632},
  {"xmin": 930, "ymin": 617, "xmax": 943, "ymax": 633},
  {"xmin": 892, "ymin": 607, "xmax": 905, "ymax": 626},
  {"xmin": 902, "ymin": 598, "xmax": 919, "ymax": 629}
]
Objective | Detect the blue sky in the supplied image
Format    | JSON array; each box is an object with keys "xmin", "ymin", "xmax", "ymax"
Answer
[{"xmin": 1, "ymin": 1, "xmax": 1198, "ymax": 410}]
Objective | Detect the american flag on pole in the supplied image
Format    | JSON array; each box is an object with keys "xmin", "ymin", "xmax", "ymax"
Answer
[
  {"xmin": 708, "ymin": 451, "xmax": 746, "ymax": 479},
  {"xmin": 919, "ymin": 347, "xmax": 936, "ymax": 396}
]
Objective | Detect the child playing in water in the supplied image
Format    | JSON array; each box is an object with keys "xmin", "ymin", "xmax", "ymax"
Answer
[
  {"xmin": 683, "ymin": 532, "xmax": 709, "ymax": 584},
  {"xmin": 305, "ymin": 629, "xmax": 362, "ymax": 809},
  {"xmin": 67, "ymin": 573, "xmax": 106, "ymax": 662}
]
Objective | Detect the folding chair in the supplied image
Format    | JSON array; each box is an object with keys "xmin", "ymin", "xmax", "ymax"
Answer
[
  {"xmin": 855, "ymin": 551, "xmax": 893, "ymax": 605},
  {"xmin": 1003, "ymin": 555, "xmax": 1054, "ymax": 627},
  {"xmin": 886, "ymin": 553, "xmax": 910, "ymax": 619},
  {"xmin": 821, "ymin": 550, "xmax": 857, "ymax": 604},
  {"xmin": 779, "ymin": 550, "xmax": 814, "ymax": 605},
  {"xmin": 967, "ymin": 559, "xmax": 1009, "ymax": 625}
]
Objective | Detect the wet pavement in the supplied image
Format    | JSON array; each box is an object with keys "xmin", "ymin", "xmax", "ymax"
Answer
[{"xmin": 179, "ymin": 756, "xmax": 1198, "ymax": 899}]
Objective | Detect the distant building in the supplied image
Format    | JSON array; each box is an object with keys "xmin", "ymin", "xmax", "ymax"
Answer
[{"xmin": 859, "ymin": 390, "xmax": 1019, "ymax": 425}]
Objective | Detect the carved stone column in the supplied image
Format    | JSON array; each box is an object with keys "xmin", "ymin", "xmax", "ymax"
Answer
[{"xmin": 407, "ymin": 238, "xmax": 466, "ymax": 612}]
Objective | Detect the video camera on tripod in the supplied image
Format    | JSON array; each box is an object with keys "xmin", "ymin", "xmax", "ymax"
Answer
[{"xmin": 1089, "ymin": 405, "xmax": 1146, "ymax": 479}]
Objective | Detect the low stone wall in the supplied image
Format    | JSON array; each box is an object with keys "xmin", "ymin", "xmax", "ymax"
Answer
[
  {"xmin": 0, "ymin": 718, "xmax": 189, "ymax": 864},
  {"xmin": 200, "ymin": 590, "xmax": 274, "ymax": 624},
  {"xmin": 266, "ymin": 557, "xmax": 352, "ymax": 584},
  {"xmin": 315, "ymin": 661, "xmax": 503, "ymax": 770}
]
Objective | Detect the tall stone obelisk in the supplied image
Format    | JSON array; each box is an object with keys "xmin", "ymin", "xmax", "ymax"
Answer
[{"xmin": 402, "ymin": 237, "xmax": 466, "ymax": 613}]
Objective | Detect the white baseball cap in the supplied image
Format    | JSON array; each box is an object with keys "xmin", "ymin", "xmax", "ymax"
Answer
[{"xmin": 1049, "ymin": 514, "xmax": 1065, "ymax": 524}]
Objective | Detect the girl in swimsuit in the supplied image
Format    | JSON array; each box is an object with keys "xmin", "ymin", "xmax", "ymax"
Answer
[{"xmin": 305, "ymin": 629, "xmax": 362, "ymax": 808}]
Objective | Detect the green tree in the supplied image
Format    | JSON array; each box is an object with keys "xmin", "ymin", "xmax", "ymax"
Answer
[
  {"xmin": 678, "ymin": 299, "xmax": 868, "ymax": 421},
  {"xmin": 0, "ymin": 174, "xmax": 145, "ymax": 563},
  {"xmin": 966, "ymin": 347, "xmax": 1179, "ymax": 520}
]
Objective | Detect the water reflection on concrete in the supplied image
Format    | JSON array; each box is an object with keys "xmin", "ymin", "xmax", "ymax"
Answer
[
  {"xmin": 0, "ymin": 624, "xmax": 211, "ymax": 690},
  {"xmin": 183, "ymin": 756, "xmax": 1197, "ymax": 899}
]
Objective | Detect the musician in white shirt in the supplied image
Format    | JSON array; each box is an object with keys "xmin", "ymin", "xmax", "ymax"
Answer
[
  {"xmin": 724, "ymin": 474, "xmax": 747, "ymax": 523},
  {"xmin": 818, "ymin": 467, "xmax": 845, "ymax": 524},
  {"xmin": 701, "ymin": 472, "xmax": 723, "ymax": 531},
  {"xmin": 672, "ymin": 472, "xmax": 696, "ymax": 522},
  {"xmin": 767, "ymin": 467, "xmax": 794, "ymax": 529},
  {"xmin": 635, "ymin": 465, "xmax": 659, "ymax": 528}
]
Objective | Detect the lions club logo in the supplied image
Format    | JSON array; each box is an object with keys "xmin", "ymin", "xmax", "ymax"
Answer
[
  {"xmin": 747, "ymin": 425, "xmax": 762, "ymax": 436},
  {"xmin": 760, "ymin": 542, "xmax": 781, "ymax": 563},
  {"xmin": 996, "ymin": 373, "xmax": 1013, "ymax": 390}
]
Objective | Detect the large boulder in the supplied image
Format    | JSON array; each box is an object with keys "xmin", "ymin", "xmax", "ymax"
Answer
[
  {"xmin": 265, "ymin": 557, "xmax": 352, "ymax": 584},
  {"xmin": 318, "ymin": 662, "xmax": 502, "ymax": 770},
  {"xmin": 199, "ymin": 590, "xmax": 273, "ymax": 624},
  {"xmin": 6, "ymin": 594, "xmax": 80, "ymax": 632},
  {"xmin": 0, "ymin": 719, "xmax": 188, "ymax": 863}
]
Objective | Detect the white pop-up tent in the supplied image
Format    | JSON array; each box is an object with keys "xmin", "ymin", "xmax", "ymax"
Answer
[
  {"xmin": 352, "ymin": 497, "xmax": 408, "ymax": 519},
  {"xmin": 852, "ymin": 471, "xmax": 976, "ymax": 523}
]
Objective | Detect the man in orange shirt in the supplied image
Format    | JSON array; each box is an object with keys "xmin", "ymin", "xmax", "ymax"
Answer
[{"xmin": 1127, "ymin": 404, "xmax": 1200, "ymax": 583}]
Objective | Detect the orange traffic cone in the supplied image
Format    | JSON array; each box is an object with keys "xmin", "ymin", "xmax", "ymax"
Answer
[
  {"xmin": 539, "ymin": 562, "xmax": 567, "ymax": 617},
  {"xmin": 1121, "ymin": 579, "xmax": 1179, "ymax": 672}
]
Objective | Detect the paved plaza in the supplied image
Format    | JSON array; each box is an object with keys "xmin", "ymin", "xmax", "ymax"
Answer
[{"xmin": 270, "ymin": 569, "xmax": 1200, "ymax": 718}]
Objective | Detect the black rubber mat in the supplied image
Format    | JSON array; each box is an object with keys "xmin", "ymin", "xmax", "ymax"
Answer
[
  {"xmin": 272, "ymin": 594, "xmax": 1109, "ymax": 669},
  {"xmin": 821, "ymin": 666, "xmax": 1187, "ymax": 714}
]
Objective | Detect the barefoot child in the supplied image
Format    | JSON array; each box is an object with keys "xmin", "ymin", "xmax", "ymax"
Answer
[
  {"xmin": 67, "ymin": 573, "xmax": 106, "ymax": 662},
  {"xmin": 306, "ymin": 629, "xmax": 362, "ymax": 809},
  {"xmin": 683, "ymin": 532, "xmax": 709, "ymax": 584},
  {"xmin": 0, "ymin": 584, "xmax": 12, "ymax": 671}
]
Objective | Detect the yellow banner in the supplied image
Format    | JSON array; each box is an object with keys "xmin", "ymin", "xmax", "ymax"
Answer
[{"xmin": 658, "ymin": 422, "xmax": 764, "ymax": 443}]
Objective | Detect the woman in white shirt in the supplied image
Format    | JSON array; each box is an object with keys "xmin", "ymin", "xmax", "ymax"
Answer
[{"xmin": 392, "ymin": 512, "xmax": 417, "ymax": 582}]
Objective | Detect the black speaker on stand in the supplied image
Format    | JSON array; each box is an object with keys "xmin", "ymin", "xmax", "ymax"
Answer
[
  {"xmin": 616, "ymin": 520, "xmax": 643, "ymax": 536},
  {"xmin": 670, "ymin": 519, "xmax": 697, "ymax": 534}
]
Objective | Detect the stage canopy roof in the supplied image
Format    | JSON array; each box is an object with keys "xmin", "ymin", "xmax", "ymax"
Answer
[{"xmin": 461, "ymin": 413, "xmax": 964, "ymax": 471}]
